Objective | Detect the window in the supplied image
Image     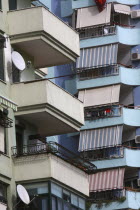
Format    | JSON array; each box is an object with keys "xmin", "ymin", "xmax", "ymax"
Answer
[
  {"xmin": 78, "ymin": 198, "xmax": 85, "ymax": 210},
  {"xmin": 63, "ymin": 189, "xmax": 71, "ymax": 203},
  {"xmin": 12, "ymin": 63, "xmax": 20, "ymax": 83},
  {"xmin": 51, "ymin": 183, "xmax": 85, "ymax": 210},
  {"xmin": 0, "ymin": 0, "xmax": 2, "ymax": 10},
  {"xmin": 57, "ymin": 198, "xmax": 63, "ymax": 210},
  {"xmin": 51, "ymin": 183, "xmax": 62, "ymax": 198},
  {"xmin": 9, "ymin": 0, "xmax": 17, "ymax": 10},
  {"xmin": 0, "ymin": 126, "xmax": 5, "ymax": 154},
  {"xmin": 52, "ymin": 196, "xmax": 57, "ymax": 210},
  {"xmin": 0, "ymin": 183, "xmax": 7, "ymax": 204},
  {"xmin": 24, "ymin": 183, "xmax": 48, "ymax": 195},
  {"xmin": 71, "ymin": 194, "xmax": 78, "ymax": 207},
  {"xmin": 0, "ymin": 49, "xmax": 4, "ymax": 81}
]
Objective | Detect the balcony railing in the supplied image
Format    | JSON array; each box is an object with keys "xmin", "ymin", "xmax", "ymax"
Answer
[
  {"xmin": 77, "ymin": 25, "xmax": 116, "ymax": 39},
  {"xmin": 11, "ymin": 142, "xmax": 96, "ymax": 174},
  {"xmin": 0, "ymin": 111, "xmax": 13, "ymax": 128},
  {"xmin": 89, "ymin": 189, "xmax": 125, "ymax": 202},
  {"xmin": 84, "ymin": 105, "xmax": 121, "ymax": 120},
  {"xmin": 81, "ymin": 146, "xmax": 124, "ymax": 161},
  {"xmin": 77, "ymin": 64, "xmax": 119, "ymax": 81}
]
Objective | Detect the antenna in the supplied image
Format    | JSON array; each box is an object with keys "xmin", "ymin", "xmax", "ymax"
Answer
[{"xmin": 11, "ymin": 51, "xmax": 26, "ymax": 71}]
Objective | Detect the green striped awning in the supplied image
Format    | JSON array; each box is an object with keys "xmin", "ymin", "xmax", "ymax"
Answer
[{"xmin": 0, "ymin": 96, "xmax": 18, "ymax": 111}]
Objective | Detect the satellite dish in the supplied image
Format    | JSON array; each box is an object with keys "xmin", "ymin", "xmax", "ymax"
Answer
[
  {"xmin": 104, "ymin": 28, "xmax": 108, "ymax": 35},
  {"xmin": 12, "ymin": 51, "xmax": 26, "ymax": 71},
  {"xmin": 17, "ymin": 185, "xmax": 30, "ymax": 205}
]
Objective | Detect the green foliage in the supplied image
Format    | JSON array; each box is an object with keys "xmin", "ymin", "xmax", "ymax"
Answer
[
  {"xmin": 117, "ymin": 196, "xmax": 126, "ymax": 203},
  {"xmin": 86, "ymin": 201, "xmax": 92, "ymax": 210}
]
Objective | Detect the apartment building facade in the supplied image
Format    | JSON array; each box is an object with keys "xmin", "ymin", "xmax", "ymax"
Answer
[
  {"xmin": 0, "ymin": 0, "xmax": 98, "ymax": 209},
  {"xmin": 64, "ymin": 0, "xmax": 140, "ymax": 209}
]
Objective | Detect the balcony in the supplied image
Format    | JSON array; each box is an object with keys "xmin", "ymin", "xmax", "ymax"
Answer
[
  {"xmin": 10, "ymin": 79, "xmax": 84, "ymax": 136},
  {"xmin": 77, "ymin": 66, "xmax": 140, "ymax": 90},
  {"xmin": 12, "ymin": 141, "xmax": 96, "ymax": 173},
  {"xmin": 84, "ymin": 105, "xmax": 121, "ymax": 121},
  {"xmin": 81, "ymin": 146, "xmax": 124, "ymax": 161},
  {"xmin": 77, "ymin": 25, "xmax": 116, "ymax": 40},
  {"xmin": 7, "ymin": 7, "xmax": 80, "ymax": 68},
  {"xmin": 82, "ymin": 106, "xmax": 140, "ymax": 131},
  {"xmin": 12, "ymin": 142, "xmax": 93, "ymax": 196},
  {"xmin": 90, "ymin": 190, "xmax": 140, "ymax": 210}
]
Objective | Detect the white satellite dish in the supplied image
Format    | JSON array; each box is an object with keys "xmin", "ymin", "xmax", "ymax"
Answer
[
  {"xmin": 104, "ymin": 28, "xmax": 108, "ymax": 35},
  {"xmin": 17, "ymin": 184, "xmax": 30, "ymax": 205},
  {"xmin": 12, "ymin": 51, "xmax": 26, "ymax": 71}
]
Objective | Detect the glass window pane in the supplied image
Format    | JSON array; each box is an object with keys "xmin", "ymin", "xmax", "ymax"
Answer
[
  {"xmin": 64, "ymin": 202, "xmax": 71, "ymax": 210},
  {"xmin": 42, "ymin": 197, "xmax": 49, "ymax": 210},
  {"xmin": 63, "ymin": 189, "xmax": 71, "ymax": 203},
  {"xmin": 71, "ymin": 194, "xmax": 78, "ymax": 207},
  {"xmin": 79, "ymin": 197, "xmax": 85, "ymax": 210},
  {"xmin": 24, "ymin": 183, "xmax": 48, "ymax": 195},
  {"xmin": 58, "ymin": 198, "xmax": 63, "ymax": 210},
  {"xmin": 52, "ymin": 196, "xmax": 57, "ymax": 210},
  {"xmin": 51, "ymin": 183, "xmax": 62, "ymax": 198},
  {"xmin": 72, "ymin": 207, "xmax": 78, "ymax": 210}
]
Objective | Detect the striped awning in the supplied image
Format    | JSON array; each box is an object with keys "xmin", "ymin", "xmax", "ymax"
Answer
[
  {"xmin": 114, "ymin": 4, "xmax": 131, "ymax": 15},
  {"xmin": 89, "ymin": 168, "xmax": 125, "ymax": 192},
  {"xmin": 78, "ymin": 85, "xmax": 120, "ymax": 107},
  {"xmin": 76, "ymin": 44, "xmax": 118, "ymax": 69},
  {"xmin": 76, "ymin": 3, "xmax": 111, "ymax": 28},
  {"xmin": 0, "ymin": 96, "xmax": 17, "ymax": 111},
  {"xmin": 79, "ymin": 125, "xmax": 123, "ymax": 151}
]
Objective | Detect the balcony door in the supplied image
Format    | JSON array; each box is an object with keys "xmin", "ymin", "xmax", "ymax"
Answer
[{"xmin": 16, "ymin": 125, "xmax": 23, "ymax": 156}]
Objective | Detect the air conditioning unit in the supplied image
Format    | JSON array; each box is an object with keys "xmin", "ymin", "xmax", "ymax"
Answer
[
  {"xmin": 137, "ymin": 179, "xmax": 140, "ymax": 186},
  {"xmin": 131, "ymin": 53, "xmax": 140, "ymax": 61},
  {"xmin": 131, "ymin": 10, "xmax": 140, "ymax": 18},
  {"xmin": 135, "ymin": 135, "xmax": 140, "ymax": 144}
]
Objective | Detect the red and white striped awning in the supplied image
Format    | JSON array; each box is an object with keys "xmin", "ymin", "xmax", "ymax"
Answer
[{"xmin": 89, "ymin": 168, "xmax": 125, "ymax": 192}]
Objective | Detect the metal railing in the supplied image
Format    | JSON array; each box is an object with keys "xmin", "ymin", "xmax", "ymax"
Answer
[
  {"xmin": 77, "ymin": 25, "xmax": 116, "ymax": 39},
  {"xmin": 81, "ymin": 147, "xmax": 124, "ymax": 161},
  {"xmin": 89, "ymin": 189, "xmax": 125, "ymax": 202},
  {"xmin": 11, "ymin": 141, "xmax": 96, "ymax": 174},
  {"xmin": 0, "ymin": 112, "xmax": 13, "ymax": 128},
  {"xmin": 77, "ymin": 65, "xmax": 119, "ymax": 81},
  {"xmin": 84, "ymin": 105, "xmax": 122, "ymax": 121}
]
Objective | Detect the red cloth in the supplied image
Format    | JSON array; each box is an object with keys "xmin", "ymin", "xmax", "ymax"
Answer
[
  {"xmin": 95, "ymin": 0, "xmax": 106, "ymax": 12},
  {"xmin": 105, "ymin": 108, "xmax": 111, "ymax": 113}
]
